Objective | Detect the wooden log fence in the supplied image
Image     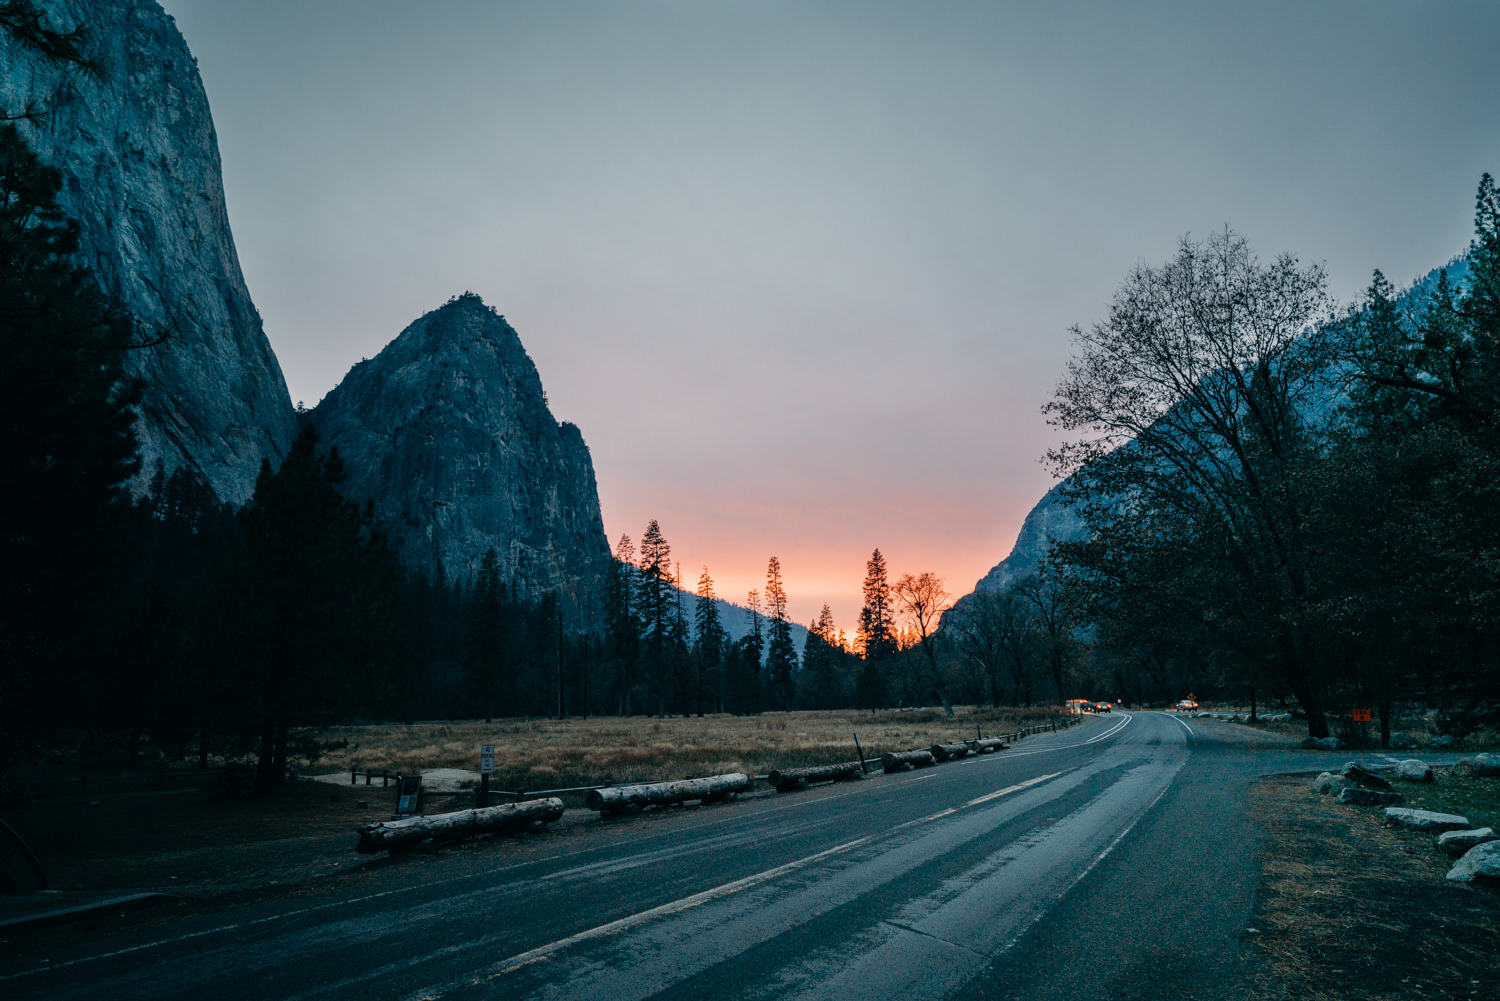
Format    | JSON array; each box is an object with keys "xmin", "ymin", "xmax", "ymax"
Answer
[
  {"xmin": 586, "ymin": 773, "xmax": 752, "ymax": 814},
  {"xmin": 929, "ymin": 742, "xmax": 972, "ymax": 762},
  {"xmin": 767, "ymin": 762, "xmax": 865, "ymax": 793},
  {"xmin": 355, "ymin": 798, "xmax": 564, "ymax": 854},
  {"xmin": 968, "ymin": 737, "xmax": 1008, "ymax": 754},
  {"xmin": 882, "ymin": 749, "xmax": 937, "ymax": 773}
]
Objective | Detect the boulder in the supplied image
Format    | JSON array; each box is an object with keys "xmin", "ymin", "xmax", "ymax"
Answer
[
  {"xmin": 1467, "ymin": 752, "xmax": 1500, "ymax": 777},
  {"xmin": 1383, "ymin": 808, "xmax": 1470, "ymax": 832},
  {"xmin": 1338, "ymin": 788, "xmax": 1404, "ymax": 806},
  {"xmin": 1393, "ymin": 759, "xmax": 1434, "ymax": 783},
  {"xmin": 1430, "ymin": 735, "xmax": 1455, "ymax": 750},
  {"xmin": 1387, "ymin": 732, "xmax": 1418, "ymax": 750},
  {"xmin": 1446, "ymin": 841, "xmax": 1500, "ymax": 884},
  {"xmin": 1312, "ymin": 772, "xmax": 1348, "ymax": 796},
  {"xmin": 1315, "ymin": 737, "xmax": 1346, "ymax": 750},
  {"xmin": 1438, "ymin": 828, "xmax": 1497, "ymax": 859},
  {"xmin": 1342, "ymin": 763, "xmax": 1392, "ymax": 790}
]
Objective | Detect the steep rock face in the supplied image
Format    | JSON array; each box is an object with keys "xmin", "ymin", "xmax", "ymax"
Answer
[
  {"xmin": 946, "ymin": 481, "xmax": 1085, "ymax": 623},
  {"xmin": 0, "ymin": 0, "xmax": 296, "ymax": 503},
  {"xmin": 312, "ymin": 295, "xmax": 610, "ymax": 629}
]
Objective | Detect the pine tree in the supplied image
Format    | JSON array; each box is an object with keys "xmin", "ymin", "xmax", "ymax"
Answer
[
  {"xmin": 693, "ymin": 567, "xmax": 726, "ymax": 714},
  {"xmin": 225, "ymin": 425, "xmax": 399, "ymax": 795},
  {"xmin": 635, "ymin": 520, "xmax": 676, "ymax": 712},
  {"xmin": 462, "ymin": 548, "xmax": 508, "ymax": 722},
  {"xmin": 604, "ymin": 534, "xmax": 639, "ymax": 714},
  {"xmin": 0, "ymin": 122, "xmax": 145, "ymax": 765},
  {"xmin": 801, "ymin": 604, "xmax": 848, "ymax": 709},
  {"xmin": 764, "ymin": 556, "xmax": 797, "ymax": 710},
  {"xmin": 854, "ymin": 549, "xmax": 895, "ymax": 709},
  {"xmin": 726, "ymin": 590, "xmax": 765, "ymax": 713}
]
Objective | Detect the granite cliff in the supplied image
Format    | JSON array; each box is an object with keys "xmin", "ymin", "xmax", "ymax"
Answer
[
  {"xmin": 945, "ymin": 480, "xmax": 1086, "ymax": 627},
  {"xmin": 0, "ymin": 0, "xmax": 296, "ymax": 503},
  {"xmin": 311, "ymin": 294, "xmax": 611, "ymax": 628}
]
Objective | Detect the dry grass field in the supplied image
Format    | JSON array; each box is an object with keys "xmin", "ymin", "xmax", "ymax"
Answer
[{"xmin": 308, "ymin": 706, "xmax": 1064, "ymax": 794}]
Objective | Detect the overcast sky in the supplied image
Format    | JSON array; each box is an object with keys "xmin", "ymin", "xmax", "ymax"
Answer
[{"xmin": 160, "ymin": 0, "xmax": 1499, "ymax": 631}]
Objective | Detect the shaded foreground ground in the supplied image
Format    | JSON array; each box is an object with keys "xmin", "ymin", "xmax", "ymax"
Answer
[
  {"xmin": 1247, "ymin": 773, "xmax": 1500, "ymax": 999},
  {"xmin": 2, "ymin": 714, "xmax": 1497, "ymax": 998}
]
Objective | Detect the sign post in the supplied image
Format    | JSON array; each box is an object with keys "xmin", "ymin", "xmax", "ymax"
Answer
[
  {"xmin": 396, "ymin": 774, "xmax": 422, "ymax": 818},
  {"xmin": 1352, "ymin": 708, "xmax": 1373, "ymax": 747},
  {"xmin": 479, "ymin": 744, "xmax": 495, "ymax": 808}
]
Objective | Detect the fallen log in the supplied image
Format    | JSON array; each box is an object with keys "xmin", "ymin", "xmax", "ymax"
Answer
[
  {"xmin": 767, "ymin": 762, "xmax": 865, "ymax": 792},
  {"xmin": 355, "ymin": 797, "xmax": 564, "ymax": 854},
  {"xmin": 585, "ymin": 773, "xmax": 751, "ymax": 814},
  {"xmin": 968, "ymin": 738, "xmax": 1008, "ymax": 754},
  {"xmin": 882, "ymin": 749, "xmax": 937, "ymax": 773},
  {"xmin": 929, "ymin": 742, "xmax": 972, "ymax": 762}
]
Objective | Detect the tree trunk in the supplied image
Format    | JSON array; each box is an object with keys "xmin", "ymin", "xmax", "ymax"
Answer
[
  {"xmin": 882, "ymin": 749, "xmax": 937, "ymax": 773},
  {"xmin": 356, "ymin": 798, "xmax": 564, "ymax": 854},
  {"xmin": 929, "ymin": 742, "xmax": 971, "ymax": 762},
  {"xmin": 968, "ymin": 737, "xmax": 1008, "ymax": 754},
  {"xmin": 585, "ymin": 773, "xmax": 751, "ymax": 813},
  {"xmin": 767, "ymin": 762, "xmax": 863, "ymax": 792}
]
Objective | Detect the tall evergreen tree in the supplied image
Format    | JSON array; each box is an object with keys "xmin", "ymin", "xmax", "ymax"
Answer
[
  {"xmin": 764, "ymin": 556, "xmax": 797, "ymax": 710},
  {"xmin": 800, "ymin": 604, "xmax": 848, "ymax": 709},
  {"xmin": 225, "ymin": 425, "xmax": 399, "ymax": 795},
  {"xmin": 693, "ymin": 567, "xmax": 726, "ymax": 714},
  {"xmin": 854, "ymin": 549, "xmax": 895, "ymax": 709},
  {"xmin": 726, "ymin": 590, "xmax": 765, "ymax": 713},
  {"xmin": 462, "ymin": 548, "xmax": 508, "ymax": 722},
  {"xmin": 604, "ymin": 534, "xmax": 639, "ymax": 713},
  {"xmin": 0, "ymin": 122, "xmax": 146, "ymax": 766},
  {"xmin": 635, "ymin": 520, "xmax": 676, "ymax": 712}
]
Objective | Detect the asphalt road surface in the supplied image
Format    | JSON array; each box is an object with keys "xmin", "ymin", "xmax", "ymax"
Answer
[{"xmin": 2, "ymin": 712, "xmax": 1364, "ymax": 1000}]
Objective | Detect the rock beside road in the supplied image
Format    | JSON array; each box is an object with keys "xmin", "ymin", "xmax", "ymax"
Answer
[
  {"xmin": 1301, "ymin": 736, "xmax": 1346, "ymax": 750},
  {"xmin": 1438, "ymin": 828, "xmax": 1497, "ymax": 858},
  {"xmin": 1446, "ymin": 841, "xmax": 1500, "ymax": 884},
  {"xmin": 1383, "ymin": 808, "xmax": 1470, "ymax": 832},
  {"xmin": 1393, "ymin": 759, "xmax": 1434, "ymax": 783},
  {"xmin": 1455, "ymin": 752, "xmax": 1500, "ymax": 777},
  {"xmin": 1388, "ymin": 732, "xmax": 1418, "ymax": 750},
  {"xmin": 1313, "ymin": 772, "xmax": 1348, "ymax": 796},
  {"xmin": 1343, "ymin": 763, "xmax": 1392, "ymax": 790}
]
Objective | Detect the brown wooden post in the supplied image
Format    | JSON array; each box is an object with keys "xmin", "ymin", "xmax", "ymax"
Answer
[{"xmin": 854, "ymin": 733, "xmax": 867, "ymax": 774}]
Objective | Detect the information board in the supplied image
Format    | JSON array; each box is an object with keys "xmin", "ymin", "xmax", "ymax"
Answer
[
  {"xmin": 480, "ymin": 744, "xmax": 495, "ymax": 774},
  {"xmin": 397, "ymin": 774, "xmax": 422, "ymax": 816}
]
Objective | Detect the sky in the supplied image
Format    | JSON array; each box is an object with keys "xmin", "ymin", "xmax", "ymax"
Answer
[{"xmin": 159, "ymin": 0, "xmax": 1500, "ymax": 633}]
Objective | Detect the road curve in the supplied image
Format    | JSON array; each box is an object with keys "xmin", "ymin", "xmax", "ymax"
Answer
[{"xmin": 3, "ymin": 712, "xmax": 1315, "ymax": 1000}]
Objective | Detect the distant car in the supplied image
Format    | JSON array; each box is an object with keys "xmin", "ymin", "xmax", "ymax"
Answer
[
  {"xmin": 1094, "ymin": 702, "xmax": 1112, "ymax": 713},
  {"xmin": 1175, "ymin": 699, "xmax": 1198, "ymax": 711}
]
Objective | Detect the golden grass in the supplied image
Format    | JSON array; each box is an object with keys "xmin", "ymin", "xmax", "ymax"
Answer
[{"xmin": 306, "ymin": 706, "xmax": 1060, "ymax": 793}]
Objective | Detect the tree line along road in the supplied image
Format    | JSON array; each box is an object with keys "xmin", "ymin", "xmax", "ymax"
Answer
[{"xmin": 1, "ymin": 712, "xmax": 1360, "ymax": 1001}]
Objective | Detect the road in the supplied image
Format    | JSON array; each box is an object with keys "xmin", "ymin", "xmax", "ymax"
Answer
[{"xmin": 1, "ymin": 712, "xmax": 1362, "ymax": 1000}]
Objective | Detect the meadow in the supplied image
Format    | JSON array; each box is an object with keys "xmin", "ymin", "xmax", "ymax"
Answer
[{"xmin": 309, "ymin": 706, "xmax": 1065, "ymax": 794}]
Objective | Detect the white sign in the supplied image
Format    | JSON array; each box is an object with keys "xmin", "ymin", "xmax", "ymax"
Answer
[{"xmin": 479, "ymin": 743, "xmax": 495, "ymax": 774}]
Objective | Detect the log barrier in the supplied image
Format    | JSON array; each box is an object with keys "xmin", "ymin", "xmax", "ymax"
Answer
[
  {"xmin": 355, "ymin": 798, "xmax": 564, "ymax": 854},
  {"xmin": 586, "ymin": 773, "xmax": 752, "ymax": 814},
  {"xmin": 767, "ymin": 762, "xmax": 865, "ymax": 792},
  {"xmin": 882, "ymin": 749, "xmax": 937, "ymax": 773}
]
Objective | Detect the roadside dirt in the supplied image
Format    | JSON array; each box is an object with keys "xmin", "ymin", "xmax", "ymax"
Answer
[{"xmin": 1247, "ymin": 774, "xmax": 1500, "ymax": 999}]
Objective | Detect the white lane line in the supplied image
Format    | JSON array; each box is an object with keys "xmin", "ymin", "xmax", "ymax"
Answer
[
  {"xmin": 1157, "ymin": 711, "xmax": 1196, "ymax": 735},
  {"xmin": 966, "ymin": 772, "xmax": 1063, "ymax": 807},
  {"xmin": 1083, "ymin": 713, "xmax": 1133, "ymax": 743},
  {"xmin": 404, "ymin": 837, "xmax": 872, "ymax": 999}
]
